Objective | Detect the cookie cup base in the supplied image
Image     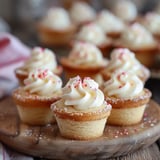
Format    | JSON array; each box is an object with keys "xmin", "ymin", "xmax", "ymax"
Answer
[
  {"xmin": 37, "ymin": 24, "xmax": 76, "ymax": 47},
  {"xmin": 16, "ymin": 105, "xmax": 55, "ymax": 126},
  {"xmin": 52, "ymin": 103, "xmax": 111, "ymax": 140},
  {"xmin": 108, "ymin": 105, "xmax": 146, "ymax": 126},
  {"xmin": 12, "ymin": 88, "xmax": 60, "ymax": 125},
  {"xmin": 105, "ymin": 89, "xmax": 151, "ymax": 126},
  {"xmin": 60, "ymin": 57, "xmax": 106, "ymax": 81},
  {"xmin": 55, "ymin": 117, "xmax": 107, "ymax": 140}
]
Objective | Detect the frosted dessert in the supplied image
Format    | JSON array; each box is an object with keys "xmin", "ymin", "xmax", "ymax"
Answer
[
  {"xmin": 101, "ymin": 48, "xmax": 150, "ymax": 83},
  {"xmin": 42, "ymin": 7, "xmax": 71, "ymax": 30},
  {"xmin": 112, "ymin": 0, "xmax": 137, "ymax": 22},
  {"xmin": 69, "ymin": 1, "xmax": 96, "ymax": 25},
  {"xmin": 95, "ymin": 10, "xmax": 125, "ymax": 37},
  {"xmin": 68, "ymin": 42, "xmax": 108, "ymax": 66},
  {"xmin": 118, "ymin": 23, "xmax": 156, "ymax": 50},
  {"xmin": 24, "ymin": 69, "xmax": 62, "ymax": 96},
  {"xmin": 115, "ymin": 23, "xmax": 158, "ymax": 67},
  {"xmin": 75, "ymin": 23, "xmax": 112, "ymax": 56},
  {"xmin": 51, "ymin": 76, "xmax": 111, "ymax": 140},
  {"xmin": 60, "ymin": 42, "xmax": 108, "ymax": 81},
  {"xmin": 102, "ymin": 70, "xmax": 151, "ymax": 125},
  {"xmin": 103, "ymin": 71, "xmax": 144, "ymax": 99},
  {"xmin": 13, "ymin": 68, "xmax": 62, "ymax": 125},
  {"xmin": 15, "ymin": 47, "xmax": 62, "ymax": 85},
  {"xmin": 141, "ymin": 12, "xmax": 160, "ymax": 37},
  {"xmin": 38, "ymin": 7, "xmax": 76, "ymax": 46},
  {"xmin": 76, "ymin": 23, "xmax": 109, "ymax": 46}
]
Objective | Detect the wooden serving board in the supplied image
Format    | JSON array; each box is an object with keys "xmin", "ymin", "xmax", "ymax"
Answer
[{"xmin": 0, "ymin": 97, "xmax": 160, "ymax": 160}]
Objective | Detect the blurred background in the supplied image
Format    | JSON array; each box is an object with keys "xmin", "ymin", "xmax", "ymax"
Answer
[{"xmin": 0, "ymin": 0, "xmax": 159, "ymax": 46}]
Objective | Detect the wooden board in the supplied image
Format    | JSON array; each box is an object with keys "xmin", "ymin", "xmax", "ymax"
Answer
[{"xmin": 0, "ymin": 97, "xmax": 160, "ymax": 160}]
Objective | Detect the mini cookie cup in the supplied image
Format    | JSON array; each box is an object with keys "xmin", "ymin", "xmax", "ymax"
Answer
[
  {"xmin": 51, "ymin": 101, "xmax": 111, "ymax": 140},
  {"xmin": 104, "ymin": 89, "xmax": 152, "ymax": 126},
  {"xmin": 12, "ymin": 88, "xmax": 61, "ymax": 125}
]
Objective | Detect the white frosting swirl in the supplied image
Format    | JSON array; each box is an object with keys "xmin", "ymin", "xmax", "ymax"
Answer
[
  {"xmin": 95, "ymin": 10, "xmax": 125, "ymax": 33},
  {"xmin": 62, "ymin": 76, "xmax": 107, "ymax": 110},
  {"xmin": 103, "ymin": 48, "xmax": 150, "ymax": 80},
  {"xmin": 142, "ymin": 12, "xmax": 160, "ymax": 35},
  {"xmin": 103, "ymin": 71, "xmax": 143, "ymax": 98},
  {"xmin": 69, "ymin": 1, "xmax": 96, "ymax": 25},
  {"xmin": 24, "ymin": 69, "xmax": 62, "ymax": 96},
  {"xmin": 68, "ymin": 42, "xmax": 108, "ymax": 66},
  {"xmin": 22, "ymin": 47, "xmax": 58, "ymax": 72},
  {"xmin": 112, "ymin": 0, "xmax": 137, "ymax": 22},
  {"xmin": 77, "ymin": 23, "xmax": 109, "ymax": 46},
  {"xmin": 120, "ymin": 23, "xmax": 156, "ymax": 49},
  {"xmin": 42, "ymin": 7, "xmax": 71, "ymax": 30}
]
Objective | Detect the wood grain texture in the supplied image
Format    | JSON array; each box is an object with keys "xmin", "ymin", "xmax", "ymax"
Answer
[
  {"xmin": 0, "ymin": 97, "xmax": 160, "ymax": 160},
  {"xmin": 107, "ymin": 143, "xmax": 160, "ymax": 160},
  {"xmin": 0, "ymin": 97, "xmax": 19, "ymax": 136}
]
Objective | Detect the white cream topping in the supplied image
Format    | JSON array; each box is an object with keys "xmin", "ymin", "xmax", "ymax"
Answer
[
  {"xmin": 42, "ymin": 7, "xmax": 71, "ymax": 30},
  {"xmin": 24, "ymin": 69, "xmax": 62, "ymax": 96},
  {"xmin": 68, "ymin": 42, "xmax": 108, "ymax": 66},
  {"xmin": 76, "ymin": 23, "xmax": 110, "ymax": 46},
  {"xmin": 112, "ymin": 0, "xmax": 137, "ymax": 22},
  {"xmin": 22, "ymin": 47, "xmax": 58, "ymax": 72},
  {"xmin": 103, "ymin": 71, "xmax": 144, "ymax": 98},
  {"xmin": 69, "ymin": 1, "xmax": 96, "ymax": 25},
  {"xmin": 62, "ymin": 76, "xmax": 109, "ymax": 110},
  {"xmin": 120, "ymin": 23, "xmax": 156, "ymax": 49},
  {"xmin": 142, "ymin": 12, "xmax": 160, "ymax": 35},
  {"xmin": 95, "ymin": 10, "xmax": 125, "ymax": 33},
  {"xmin": 103, "ymin": 48, "xmax": 150, "ymax": 80}
]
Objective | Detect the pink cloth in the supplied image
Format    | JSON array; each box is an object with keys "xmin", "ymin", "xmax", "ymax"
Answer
[
  {"xmin": 0, "ymin": 33, "xmax": 30, "ymax": 98},
  {"xmin": 0, "ymin": 33, "xmax": 33, "ymax": 159},
  {"xmin": 0, "ymin": 32, "xmax": 30, "ymax": 82}
]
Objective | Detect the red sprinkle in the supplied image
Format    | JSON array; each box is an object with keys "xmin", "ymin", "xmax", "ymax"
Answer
[
  {"xmin": 118, "ymin": 52, "xmax": 124, "ymax": 60},
  {"xmin": 118, "ymin": 85, "xmax": 123, "ymax": 88},
  {"xmin": 32, "ymin": 74, "xmax": 34, "ymax": 78},
  {"xmin": 83, "ymin": 83, "xmax": 87, "ymax": 87},
  {"xmin": 117, "ymin": 72, "xmax": 126, "ymax": 80},
  {"xmin": 40, "ymin": 47, "xmax": 45, "ymax": 51},
  {"xmin": 38, "ymin": 74, "xmax": 42, "ymax": 78}
]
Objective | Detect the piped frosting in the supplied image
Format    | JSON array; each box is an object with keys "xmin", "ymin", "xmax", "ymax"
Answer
[
  {"xmin": 62, "ymin": 76, "xmax": 111, "ymax": 111},
  {"xmin": 68, "ymin": 42, "xmax": 108, "ymax": 66},
  {"xmin": 42, "ymin": 7, "xmax": 71, "ymax": 30},
  {"xmin": 24, "ymin": 69, "xmax": 62, "ymax": 96},
  {"xmin": 103, "ymin": 71, "xmax": 144, "ymax": 99}
]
